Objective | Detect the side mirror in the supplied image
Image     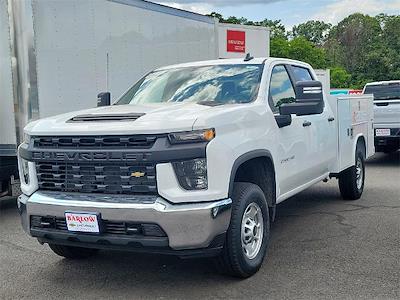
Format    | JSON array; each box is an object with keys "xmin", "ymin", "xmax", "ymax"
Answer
[
  {"xmin": 97, "ymin": 92, "xmax": 111, "ymax": 107},
  {"xmin": 279, "ymin": 80, "xmax": 324, "ymax": 116}
]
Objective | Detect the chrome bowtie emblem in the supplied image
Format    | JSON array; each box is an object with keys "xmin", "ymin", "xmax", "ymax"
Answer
[{"xmin": 131, "ymin": 171, "xmax": 145, "ymax": 178}]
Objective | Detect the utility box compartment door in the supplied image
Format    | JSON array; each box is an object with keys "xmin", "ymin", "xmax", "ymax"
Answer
[
  {"xmin": 336, "ymin": 95, "xmax": 374, "ymax": 172},
  {"xmin": 337, "ymin": 98, "xmax": 353, "ymax": 170}
]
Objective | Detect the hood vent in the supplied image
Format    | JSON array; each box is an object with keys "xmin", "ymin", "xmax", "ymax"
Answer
[{"xmin": 68, "ymin": 113, "xmax": 145, "ymax": 122}]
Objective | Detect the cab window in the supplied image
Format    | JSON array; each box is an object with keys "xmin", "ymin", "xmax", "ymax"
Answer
[
  {"xmin": 268, "ymin": 65, "xmax": 296, "ymax": 114},
  {"xmin": 291, "ymin": 66, "xmax": 313, "ymax": 82}
]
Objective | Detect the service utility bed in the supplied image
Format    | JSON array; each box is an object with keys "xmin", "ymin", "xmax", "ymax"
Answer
[{"xmin": 329, "ymin": 94, "xmax": 375, "ymax": 173}]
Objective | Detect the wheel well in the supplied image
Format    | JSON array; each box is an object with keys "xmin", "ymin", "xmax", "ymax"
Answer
[
  {"xmin": 357, "ymin": 136, "xmax": 366, "ymax": 158},
  {"xmin": 233, "ymin": 156, "xmax": 276, "ymax": 208}
]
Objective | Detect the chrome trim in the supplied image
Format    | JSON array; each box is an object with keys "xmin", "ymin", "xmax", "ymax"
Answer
[
  {"xmin": 22, "ymin": 191, "xmax": 232, "ymax": 250},
  {"xmin": 28, "ymin": 191, "xmax": 231, "ymax": 213},
  {"xmin": 32, "ymin": 191, "xmax": 158, "ymax": 204}
]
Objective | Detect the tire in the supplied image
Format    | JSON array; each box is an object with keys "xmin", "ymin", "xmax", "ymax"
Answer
[
  {"xmin": 215, "ymin": 182, "xmax": 270, "ymax": 278},
  {"xmin": 48, "ymin": 244, "xmax": 99, "ymax": 259},
  {"xmin": 338, "ymin": 146, "xmax": 365, "ymax": 200}
]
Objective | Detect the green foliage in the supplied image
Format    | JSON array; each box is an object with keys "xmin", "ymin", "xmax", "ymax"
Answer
[
  {"xmin": 326, "ymin": 13, "xmax": 399, "ymax": 87},
  {"xmin": 275, "ymin": 97, "xmax": 295, "ymax": 109},
  {"xmin": 330, "ymin": 67, "xmax": 352, "ymax": 88},
  {"xmin": 291, "ymin": 20, "xmax": 332, "ymax": 45},
  {"xmin": 326, "ymin": 14, "xmax": 383, "ymax": 74},
  {"xmin": 255, "ymin": 19, "xmax": 286, "ymax": 39},
  {"xmin": 271, "ymin": 37, "xmax": 327, "ymax": 69},
  {"xmin": 207, "ymin": 12, "xmax": 287, "ymax": 38},
  {"xmin": 211, "ymin": 11, "xmax": 400, "ymax": 89}
]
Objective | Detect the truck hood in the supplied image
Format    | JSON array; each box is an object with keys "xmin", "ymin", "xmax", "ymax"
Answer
[{"xmin": 25, "ymin": 103, "xmax": 214, "ymax": 135}]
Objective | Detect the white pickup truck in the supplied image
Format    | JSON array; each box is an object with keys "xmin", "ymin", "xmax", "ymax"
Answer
[
  {"xmin": 363, "ymin": 80, "xmax": 400, "ymax": 153},
  {"xmin": 17, "ymin": 57, "xmax": 374, "ymax": 278}
]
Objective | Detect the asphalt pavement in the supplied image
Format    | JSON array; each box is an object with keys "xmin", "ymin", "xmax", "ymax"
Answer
[{"xmin": 0, "ymin": 152, "xmax": 399, "ymax": 299}]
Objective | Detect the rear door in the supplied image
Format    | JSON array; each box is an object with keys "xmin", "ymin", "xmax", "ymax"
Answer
[{"xmin": 288, "ymin": 65, "xmax": 336, "ymax": 176}]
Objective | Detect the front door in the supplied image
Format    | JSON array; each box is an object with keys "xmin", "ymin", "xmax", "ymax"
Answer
[{"xmin": 267, "ymin": 64, "xmax": 311, "ymax": 196}]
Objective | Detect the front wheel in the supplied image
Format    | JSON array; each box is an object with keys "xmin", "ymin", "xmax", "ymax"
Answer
[
  {"xmin": 215, "ymin": 182, "xmax": 270, "ymax": 278},
  {"xmin": 338, "ymin": 147, "xmax": 365, "ymax": 200}
]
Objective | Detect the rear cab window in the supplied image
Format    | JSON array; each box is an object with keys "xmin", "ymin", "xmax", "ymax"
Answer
[
  {"xmin": 291, "ymin": 66, "xmax": 314, "ymax": 82},
  {"xmin": 364, "ymin": 82, "xmax": 400, "ymax": 101}
]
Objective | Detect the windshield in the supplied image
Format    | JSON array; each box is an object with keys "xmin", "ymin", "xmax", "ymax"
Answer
[
  {"xmin": 364, "ymin": 82, "xmax": 400, "ymax": 100},
  {"xmin": 115, "ymin": 64, "xmax": 263, "ymax": 105}
]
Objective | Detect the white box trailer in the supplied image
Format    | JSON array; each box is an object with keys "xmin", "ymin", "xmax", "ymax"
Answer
[
  {"xmin": 218, "ymin": 23, "xmax": 270, "ymax": 59},
  {"xmin": 0, "ymin": 0, "xmax": 270, "ymax": 196},
  {"xmin": 315, "ymin": 69, "xmax": 331, "ymax": 97},
  {"xmin": 0, "ymin": 0, "xmax": 18, "ymax": 195}
]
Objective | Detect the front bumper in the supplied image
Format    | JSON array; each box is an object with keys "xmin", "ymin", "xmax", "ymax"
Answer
[{"xmin": 18, "ymin": 191, "xmax": 232, "ymax": 256}]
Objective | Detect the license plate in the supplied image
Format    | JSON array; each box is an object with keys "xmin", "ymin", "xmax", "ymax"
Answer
[
  {"xmin": 376, "ymin": 129, "xmax": 391, "ymax": 136},
  {"xmin": 65, "ymin": 212, "xmax": 100, "ymax": 233}
]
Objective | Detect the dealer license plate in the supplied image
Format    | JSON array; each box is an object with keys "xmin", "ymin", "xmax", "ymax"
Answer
[
  {"xmin": 376, "ymin": 129, "xmax": 390, "ymax": 137},
  {"xmin": 65, "ymin": 212, "xmax": 100, "ymax": 233}
]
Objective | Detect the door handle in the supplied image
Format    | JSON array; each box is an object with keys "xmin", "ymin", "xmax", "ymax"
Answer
[
  {"xmin": 328, "ymin": 116, "xmax": 335, "ymax": 122},
  {"xmin": 303, "ymin": 121, "xmax": 312, "ymax": 127}
]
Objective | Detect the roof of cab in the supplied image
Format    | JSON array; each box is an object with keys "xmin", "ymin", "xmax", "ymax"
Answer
[{"xmin": 156, "ymin": 57, "xmax": 312, "ymax": 71}]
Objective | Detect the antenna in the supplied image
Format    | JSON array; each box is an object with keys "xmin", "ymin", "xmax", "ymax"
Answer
[{"xmin": 244, "ymin": 53, "xmax": 254, "ymax": 61}]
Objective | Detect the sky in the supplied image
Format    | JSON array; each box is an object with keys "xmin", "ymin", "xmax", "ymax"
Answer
[{"xmin": 155, "ymin": 0, "xmax": 400, "ymax": 29}]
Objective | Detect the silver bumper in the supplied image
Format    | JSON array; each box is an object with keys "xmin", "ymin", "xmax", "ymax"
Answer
[{"xmin": 18, "ymin": 191, "xmax": 232, "ymax": 250}]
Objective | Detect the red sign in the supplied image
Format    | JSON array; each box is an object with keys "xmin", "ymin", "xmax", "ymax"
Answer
[
  {"xmin": 227, "ymin": 30, "xmax": 245, "ymax": 53},
  {"xmin": 349, "ymin": 89, "xmax": 363, "ymax": 95}
]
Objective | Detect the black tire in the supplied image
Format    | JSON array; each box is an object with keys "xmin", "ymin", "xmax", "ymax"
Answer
[
  {"xmin": 48, "ymin": 244, "xmax": 99, "ymax": 259},
  {"xmin": 215, "ymin": 182, "xmax": 270, "ymax": 278},
  {"xmin": 338, "ymin": 146, "xmax": 365, "ymax": 200}
]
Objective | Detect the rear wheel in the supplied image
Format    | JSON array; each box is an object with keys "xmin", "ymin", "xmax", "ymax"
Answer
[
  {"xmin": 338, "ymin": 146, "xmax": 365, "ymax": 200},
  {"xmin": 215, "ymin": 182, "xmax": 270, "ymax": 278},
  {"xmin": 48, "ymin": 244, "xmax": 99, "ymax": 259}
]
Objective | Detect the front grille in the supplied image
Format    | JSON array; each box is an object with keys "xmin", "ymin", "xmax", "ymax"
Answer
[
  {"xmin": 31, "ymin": 216, "xmax": 166, "ymax": 237},
  {"xmin": 36, "ymin": 162, "xmax": 156, "ymax": 194},
  {"xmin": 33, "ymin": 135, "xmax": 160, "ymax": 149}
]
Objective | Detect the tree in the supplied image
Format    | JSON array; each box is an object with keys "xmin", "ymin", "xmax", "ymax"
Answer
[
  {"xmin": 255, "ymin": 19, "xmax": 287, "ymax": 39},
  {"xmin": 271, "ymin": 37, "xmax": 327, "ymax": 68},
  {"xmin": 291, "ymin": 20, "xmax": 332, "ymax": 45},
  {"xmin": 330, "ymin": 67, "xmax": 352, "ymax": 88},
  {"xmin": 381, "ymin": 15, "xmax": 400, "ymax": 79},
  {"xmin": 326, "ymin": 14, "xmax": 383, "ymax": 74},
  {"xmin": 209, "ymin": 11, "xmax": 400, "ymax": 88},
  {"xmin": 207, "ymin": 13, "xmax": 287, "ymax": 39},
  {"xmin": 207, "ymin": 12, "xmax": 223, "ymax": 22}
]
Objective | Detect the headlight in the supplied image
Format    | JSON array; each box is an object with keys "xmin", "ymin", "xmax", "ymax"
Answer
[
  {"xmin": 168, "ymin": 129, "xmax": 215, "ymax": 144},
  {"xmin": 172, "ymin": 158, "xmax": 207, "ymax": 190},
  {"xmin": 20, "ymin": 158, "xmax": 30, "ymax": 184}
]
